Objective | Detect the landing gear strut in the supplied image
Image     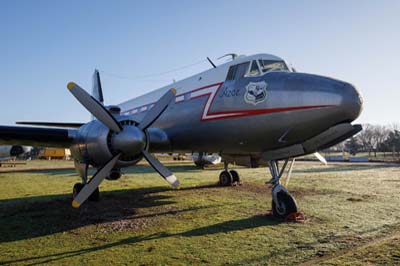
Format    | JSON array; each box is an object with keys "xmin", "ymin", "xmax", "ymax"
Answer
[
  {"xmin": 73, "ymin": 161, "xmax": 100, "ymax": 202},
  {"xmin": 267, "ymin": 160, "xmax": 298, "ymax": 218},
  {"xmin": 219, "ymin": 162, "xmax": 241, "ymax": 186}
]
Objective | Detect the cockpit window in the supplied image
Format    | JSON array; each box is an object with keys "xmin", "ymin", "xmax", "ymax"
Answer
[
  {"xmin": 248, "ymin": 60, "xmax": 260, "ymax": 76},
  {"xmin": 226, "ymin": 62, "xmax": 250, "ymax": 81},
  {"xmin": 258, "ymin": 60, "xmax": 288, "ymax": 73}
]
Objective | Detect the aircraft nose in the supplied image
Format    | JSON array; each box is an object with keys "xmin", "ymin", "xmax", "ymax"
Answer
[{"xmin": 341, "ymin": 82, "xmax": 363, "ymax": 121}]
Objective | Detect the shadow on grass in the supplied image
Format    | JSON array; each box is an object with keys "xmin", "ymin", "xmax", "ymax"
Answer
[
  {"xmin": 0, "ymin": 181, "xmax": 231, "ymax": 244},
  {"xmin": 33, "ymin": 164, "xmax": 201, "ymax": 177},
  {"xmin": 0, "ymin": 186, "xmax": 177, "ymax": 243},
  {"xmin": 0, "ymin": 215, "xmax": 279, "ymax": 265}
]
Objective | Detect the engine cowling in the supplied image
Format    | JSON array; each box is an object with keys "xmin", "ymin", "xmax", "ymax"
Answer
[
  {"xmin": 70, "ymin": 115, "xmax": 148, "ymax": 168},
  {"xmin": 10, "ymin": 145, "xmax": 24, "ymax": 156}
]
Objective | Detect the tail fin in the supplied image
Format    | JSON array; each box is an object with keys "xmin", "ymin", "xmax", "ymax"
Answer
[
  {"xmin": 91, "ymin": 69, "xmax": 104, "ymax": 120},
  {"xmin": 92, "ymin": 69, "xmax": 104, "ymax": 104}
]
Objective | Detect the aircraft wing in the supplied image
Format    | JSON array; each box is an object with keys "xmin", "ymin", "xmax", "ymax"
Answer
[
  {"xmin": 0, "ymin": 126, "xmax": 76, "ymax": 148},
  {"xmin": 16, "ymin": 121, "xmax": 84, "ymax": 128}
]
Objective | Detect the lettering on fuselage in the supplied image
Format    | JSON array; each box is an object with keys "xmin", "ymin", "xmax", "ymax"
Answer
[{"xmin": 218, "ymin": 86, "xmax": 241, "ymax": 98}]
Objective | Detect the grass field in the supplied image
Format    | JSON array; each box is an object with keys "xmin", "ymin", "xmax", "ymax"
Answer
[{"xmin": 1, "ymin": 161, "xmax": 400, "ymax": 265}]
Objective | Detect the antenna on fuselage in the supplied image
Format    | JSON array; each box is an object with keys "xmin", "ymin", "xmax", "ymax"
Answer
[
  {"xmin": 206, "ymin": 57, "xmax": 217, "ymax": 68},
  {"xmin": 217, "ymin": 53, "xmax": 239, "ymax": 61}
]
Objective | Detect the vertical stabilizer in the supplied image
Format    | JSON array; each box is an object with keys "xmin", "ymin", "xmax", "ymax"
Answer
[
  {"xmin": 91, "ymin": 69, "xmax": 104, "ymax": 120},
  {"xmin": 92, "ymin": 69, "xmax": 104, "ymax": 104}
]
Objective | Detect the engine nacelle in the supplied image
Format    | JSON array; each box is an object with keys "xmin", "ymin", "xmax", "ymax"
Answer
[
  {"xmin": 193, "ymin": 152, "xmax": 222, "ymax": 168},
  {"xmin": 70, "ymin": 115, "xmax": 147, "ymax": 168},
  {"xmin": 10, "ymin": 145, "xmax": 24, "ymax": 156}
]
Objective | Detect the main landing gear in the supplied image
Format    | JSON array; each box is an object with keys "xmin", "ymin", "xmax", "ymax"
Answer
[
  {"xmin": 72, "ymin": 161, "xmax": 100, "ymax": 202},
  {"xmin": 267, "ymin": 160, "xmax": 298, "ymax": 218},
  {"xmin": 219, "ymin": 162, "xmax": 241, "ymax": 186},
  {"xmin": 73, "ymin": 183, "xmax": 100, "ymax": 202}
]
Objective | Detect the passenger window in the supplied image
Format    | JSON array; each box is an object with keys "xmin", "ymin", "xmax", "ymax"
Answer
[{"xmin": 248, "ymin": 60, "xmax": 260, "ymax": 76}]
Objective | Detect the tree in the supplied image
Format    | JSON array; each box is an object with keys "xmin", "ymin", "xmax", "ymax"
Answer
[
  {"xmin": 371, "ymin": 125, "xmax": 390, "ymax": 157},
  {"xmin": 358, "ymin": 124, "xmax": 374, "ymax": 155},
  {"xmin": 345, "ymin": 137, "xmax": 361, "ymax": 156},
  {"xmin": 383, "ymin": 130, "xmax": 400, "ymax": 159}
]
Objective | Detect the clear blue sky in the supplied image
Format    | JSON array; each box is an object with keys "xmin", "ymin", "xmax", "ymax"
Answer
[{"xmin": 1, "ymin": 0, "xmax": 399, "ymax": 125}]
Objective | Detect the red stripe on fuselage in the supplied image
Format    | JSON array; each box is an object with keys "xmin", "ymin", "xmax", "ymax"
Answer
[
  {"xmin": 201, "ymin": 105, "xmax": 335, "ymax": 121},
  {"xmin": 123, "ymin": 82, "xmax": 335, "ymax": 121}
]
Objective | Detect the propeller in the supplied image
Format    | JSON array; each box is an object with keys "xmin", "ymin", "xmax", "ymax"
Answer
[
  {"xmin": 68, "ymin": 72, "xmax": 179, "ymax": 208},
  {"xmin": 314, "ymin": 152, "xmax": 328, "ymax": 165},
  {"xmin": 72, "ymin": 154, "xmax": 121, "ymax": 208},
  {"xmin": 138, "ymin": 88, "xmax": 176, "ymax": 130},
  {"xmin": 142, "ymin": 150, "xmax": 179, "ymax": 188},
  {"xmin": 68, "ymin": 82, "xmax": 122, "ymax": 133}
]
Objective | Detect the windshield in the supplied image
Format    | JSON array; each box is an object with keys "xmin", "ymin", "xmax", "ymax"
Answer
[{"xmin": 258, "ymin": 60, "xmax": 288, "ymax": 73}]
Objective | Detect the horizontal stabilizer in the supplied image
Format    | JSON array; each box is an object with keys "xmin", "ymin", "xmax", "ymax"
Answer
[{"xmin": 16, "ymin": 121, "xmax": 84, "ymax": 128}]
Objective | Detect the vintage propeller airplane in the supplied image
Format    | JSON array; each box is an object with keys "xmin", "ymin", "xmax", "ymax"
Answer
[{"xmin": 1, "ymin": 53, "xmax": 362, "ymax": 218}]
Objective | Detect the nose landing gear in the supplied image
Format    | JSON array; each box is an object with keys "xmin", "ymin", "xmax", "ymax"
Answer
[{"xmin": 267, "ymin": 160, "xmax": 298, "ymax": 218}]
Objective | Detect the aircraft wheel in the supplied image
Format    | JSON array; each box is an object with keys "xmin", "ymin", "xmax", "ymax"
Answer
[
  {"xmin": 194, "ymin": 162, "xmax": 205, "ymax": 169},
  {"xmin": 219, "ymin": 171, "xmax": 232, "ymax": 186},
  {"xmin": 88, "ymin": 187, "xmax": 100, "ymax": 202},
  {"xmin": 72, "ymin": 183, "xmax": 83, "ymax": 199},
  {"xmin": 230, "ymin": 170, "xmax": 240, "ymax": 183},
  {"xmin": 272, "ymin": 191, "xmax": 298, "ymax": 218}
]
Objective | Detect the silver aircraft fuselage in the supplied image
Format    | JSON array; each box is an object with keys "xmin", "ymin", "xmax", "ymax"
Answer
[{"xmin": 118, "ymin": 54, "xmax": 362, "ymax": 163}]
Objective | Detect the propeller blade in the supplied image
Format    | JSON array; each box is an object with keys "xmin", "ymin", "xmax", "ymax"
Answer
[
  {"xmin": 142, "ymin": 150, "xmax": 179, "ymax": 188},
  {"xmin": 67, "ymin": 82, "xmax": 122, "ymax": 133},
  {"xmin": 314, "ymin": 152, "xmax": 328, "ymax": 165},
  {"xmin": 138, "ymin": 88, "xmax": 176, "ymax": 130},
  {"xmin": 72, "ymin": 154, "xmax": 121, "ymax": 208}
]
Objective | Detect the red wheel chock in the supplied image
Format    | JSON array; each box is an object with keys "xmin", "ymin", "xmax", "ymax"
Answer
[{"xmin": 285, "ymin": 211, "xmax": 306, "ymax": 223}]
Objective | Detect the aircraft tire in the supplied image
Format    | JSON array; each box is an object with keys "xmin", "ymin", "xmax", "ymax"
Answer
[
  {"xmin": 272, "ymin": 191, "xmax": 298, "ymax": 218},
  {"xmin": 219, "ymin": 170, "xmax": 233, "ymax": 186},
  {"xmin": 72, "ymin": 183, "xmax": 83, "ymax": 199},
  {"xmin": 230, "ymin": 170, "xmax": 240, "ymax": 183},
  {"xmin": 194, "ymin": 162, "xmax": 205, "ymax": 169},
  {"xmin": 88, "ymin": 187, "xmax": 100, "ymax": 202}
]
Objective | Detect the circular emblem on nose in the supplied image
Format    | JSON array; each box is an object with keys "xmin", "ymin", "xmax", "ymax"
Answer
[{"xmin": 244, "ymin": 81, "xmax": 268, "ymax": 105}]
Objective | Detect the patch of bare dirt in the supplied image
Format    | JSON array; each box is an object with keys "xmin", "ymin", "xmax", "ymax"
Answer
[{"xmin": 96, "ymin": 206, "xmax": 181, "ymax": 233}]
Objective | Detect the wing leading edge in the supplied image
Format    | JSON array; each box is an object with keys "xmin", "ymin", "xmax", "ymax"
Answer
[
  {"xmin": 16, "ymin": 121, "xmax": 84, "ymax": 128},
  {"xmin": 0, "ymin": 126, "xmax": 76, "ymax": 148}
]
